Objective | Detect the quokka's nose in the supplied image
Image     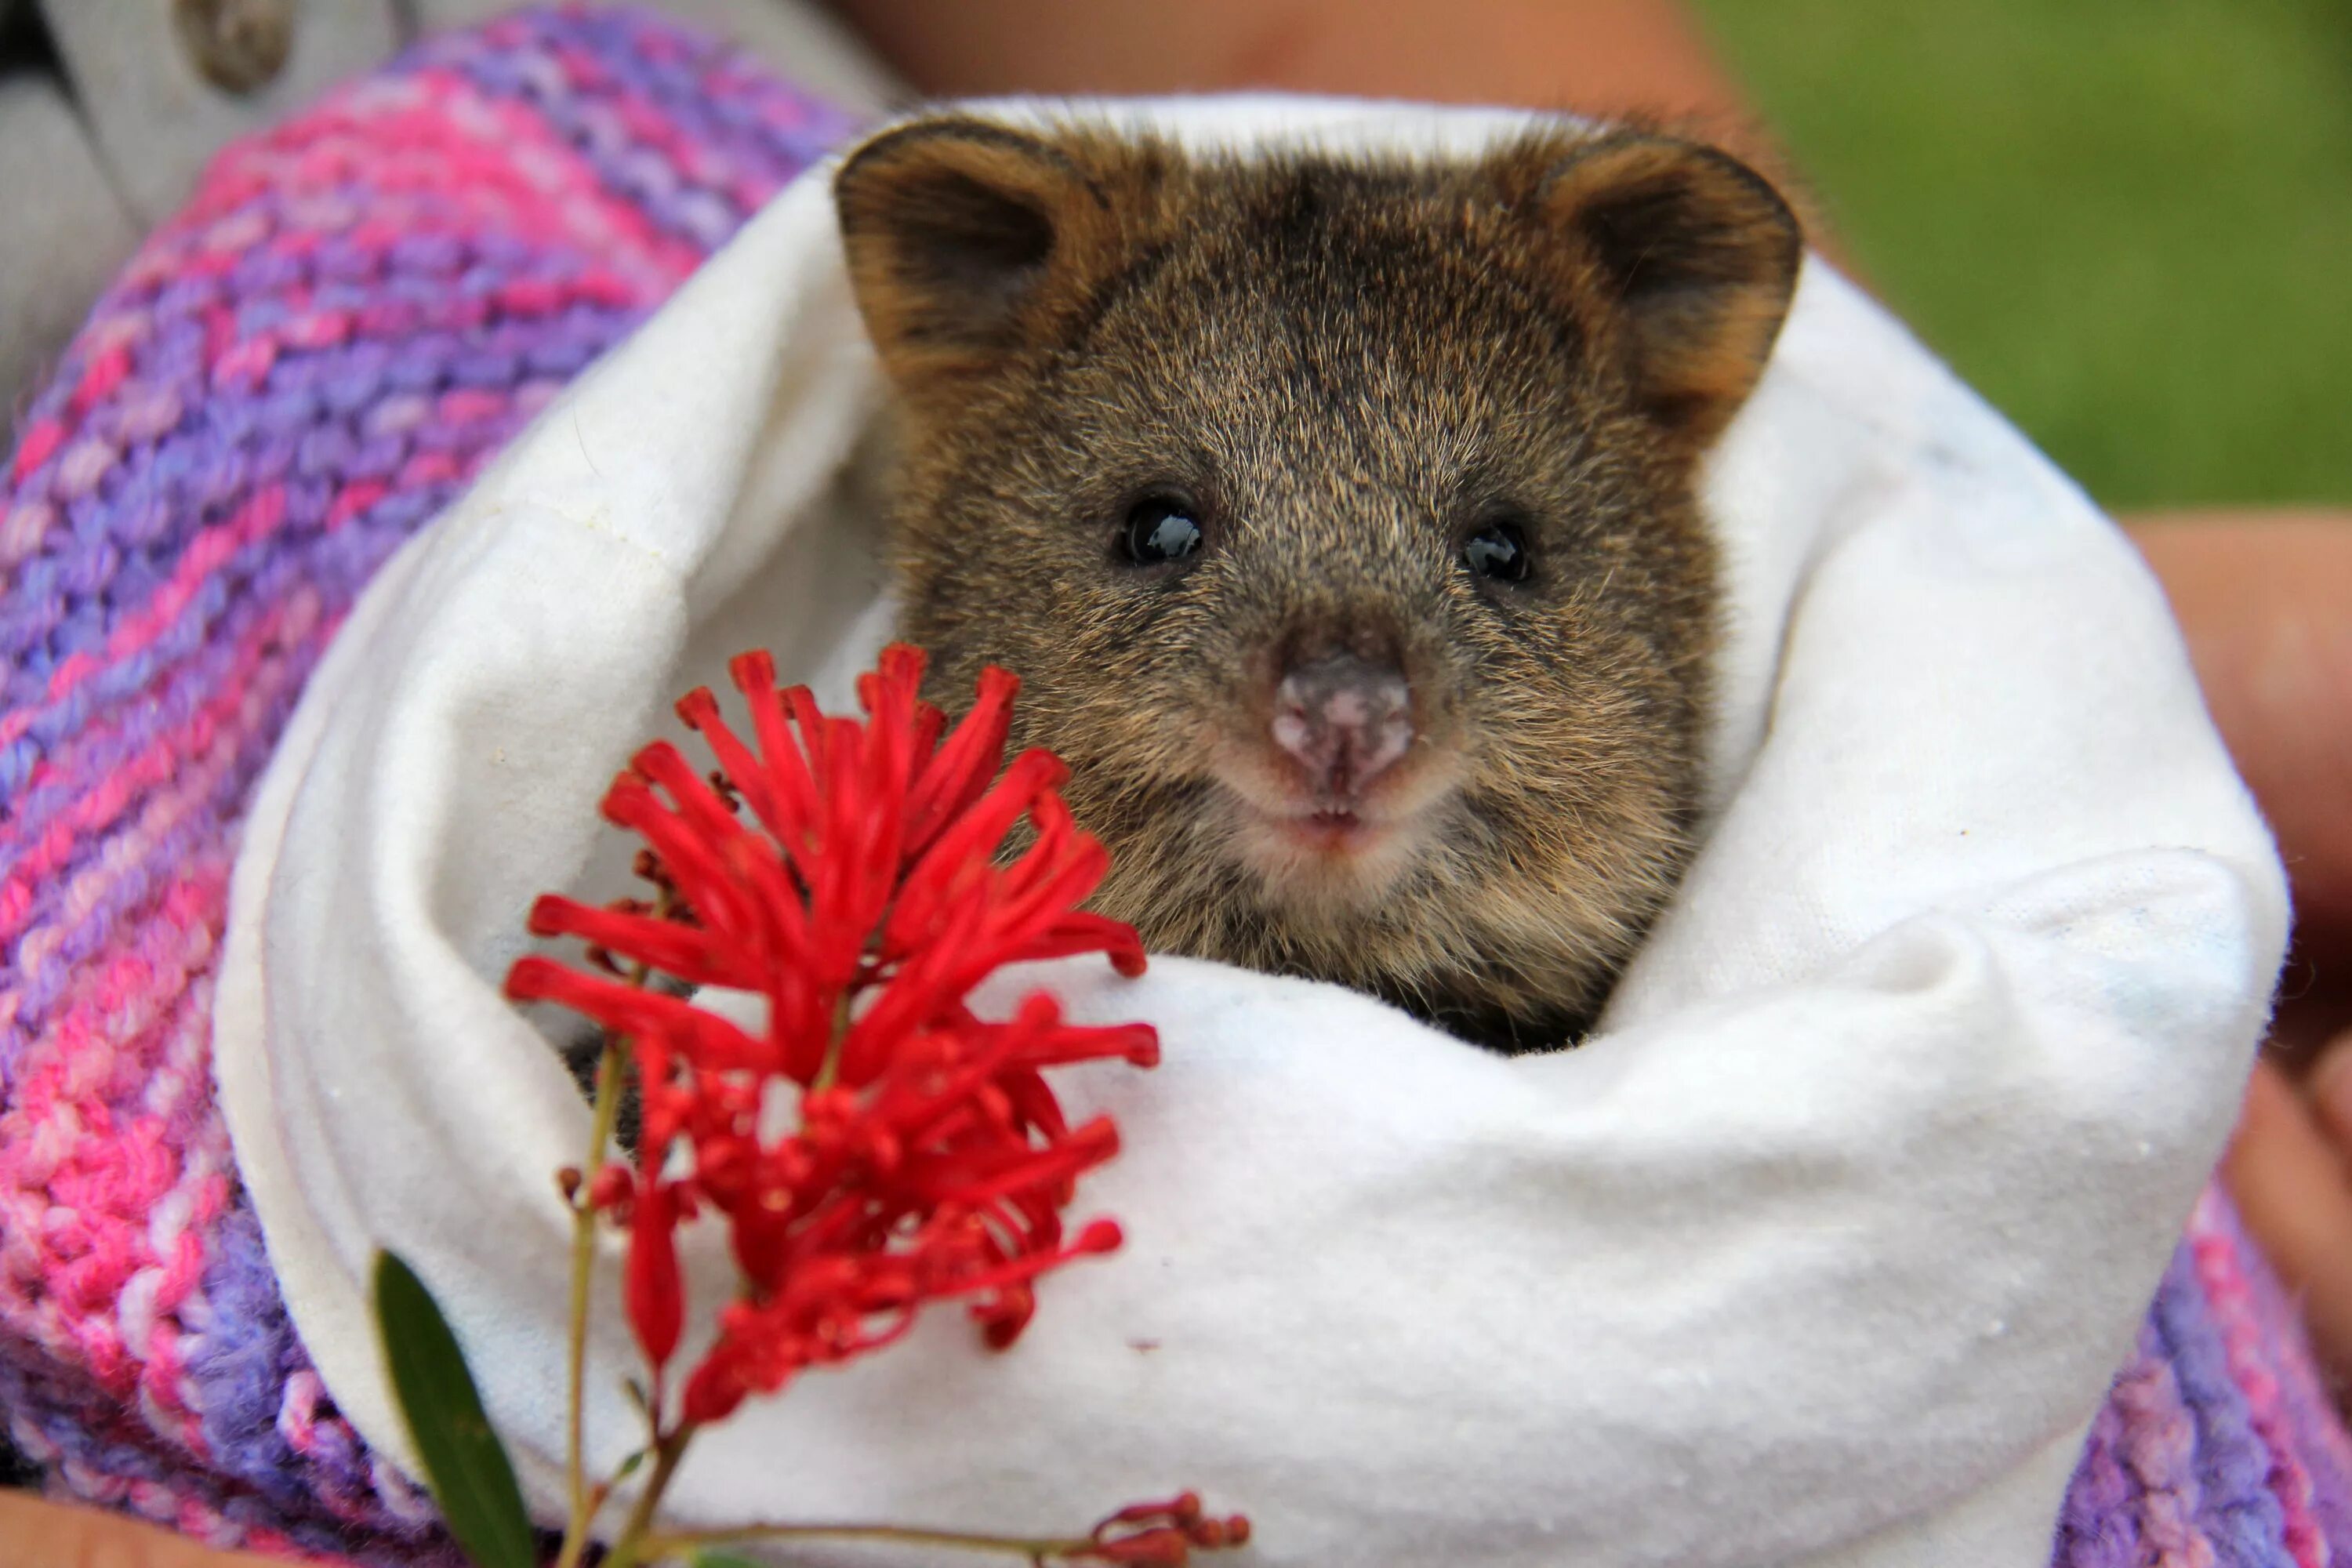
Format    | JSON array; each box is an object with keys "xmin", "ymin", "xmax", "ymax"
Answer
[{"xmin": 1271, "ymin": 654, "xmax": 1414, "ymax": 797}]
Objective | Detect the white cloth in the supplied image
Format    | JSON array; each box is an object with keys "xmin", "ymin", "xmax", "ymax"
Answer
[{"xmin": 211, "ymin": 96, "xmax": 2288, "ymax": 1568}]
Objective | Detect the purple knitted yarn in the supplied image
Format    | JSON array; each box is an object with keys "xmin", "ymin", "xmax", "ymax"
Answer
[
  {"xmin": 0, "ymin": 9, "xmax": 853, "ymax": 1558},
  {"xmin": 2049, "ymin": 1194, "xmax": 2352, "ymax": 1566},
  {"xmin": 0, "ymin": 9, "xmax": 2345, "ymax": 1565}
]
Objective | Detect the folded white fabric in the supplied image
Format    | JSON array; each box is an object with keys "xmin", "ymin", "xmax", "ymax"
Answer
[{"xmin": 211, "ymin": 96, "xmax": 2288, "ymax": 1568}]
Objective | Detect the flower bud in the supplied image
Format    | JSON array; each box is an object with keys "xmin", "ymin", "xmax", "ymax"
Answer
[
  {"xmin": 625, "ymin": 1178, "xmax": 684, "ymax": 1371},
  {"xmin": 587, "ymin": 1163, "xmax": 633, "ymax": 1211}
]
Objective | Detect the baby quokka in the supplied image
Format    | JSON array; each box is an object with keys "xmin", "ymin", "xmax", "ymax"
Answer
[{"xmin": 834, "ymin": 115, "xmax": 1802, "ymax": 1051}]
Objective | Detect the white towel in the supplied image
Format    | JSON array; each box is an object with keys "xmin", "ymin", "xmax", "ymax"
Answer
[{"xmin": 211, "ymin": 95, "xmax": 2286, "ymax": 1568}]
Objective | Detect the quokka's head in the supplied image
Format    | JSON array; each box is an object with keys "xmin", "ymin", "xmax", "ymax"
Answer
[{"xmin": 833, "ymin": 115, "xmax": 1802, "ymax": 1049}]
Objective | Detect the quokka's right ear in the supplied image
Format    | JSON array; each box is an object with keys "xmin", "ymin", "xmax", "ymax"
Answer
[{"xmin": 833, "ymin": 117, "xmax": 1127, "ymax": 391}]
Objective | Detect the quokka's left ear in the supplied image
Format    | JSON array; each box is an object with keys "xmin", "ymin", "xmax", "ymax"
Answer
[{"xmin": 1509, "ymin": 131, "xmax": 1805, "ymax": 445}]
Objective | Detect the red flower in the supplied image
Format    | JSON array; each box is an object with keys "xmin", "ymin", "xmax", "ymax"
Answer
[
  {"xmin": 506, "ymin": 645, "xmax": 1156, "ymax": 1424},
  {"xmin": 1080, "ymin": 1494, "xmax": 1254, "ymax": 1564}
]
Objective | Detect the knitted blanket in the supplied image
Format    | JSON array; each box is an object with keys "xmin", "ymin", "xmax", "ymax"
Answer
[{"xmin": 0, "ymin": 9, "xmax": 2343, "ymax": 1564}]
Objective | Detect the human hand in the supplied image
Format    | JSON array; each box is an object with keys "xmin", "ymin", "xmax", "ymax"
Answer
[
  {"xmin": 2131, "ymin": 513, "xmax": 2352, "ymax": 1393},
  {"xmin": 0, "ymin": 1492, "xmax": 282, "ymax": 1567}
]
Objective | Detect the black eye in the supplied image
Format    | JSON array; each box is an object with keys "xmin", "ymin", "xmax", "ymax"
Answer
[
  {"xmin": 1120, "ymin": 495, "xmax": 1203, "ymax": 566},
  {"xmin": 1461, "ymin": 520, "xmax": 1530, "ymax": 583}
]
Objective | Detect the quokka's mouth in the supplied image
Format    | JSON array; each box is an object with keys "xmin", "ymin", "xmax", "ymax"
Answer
[
  {"xmin": 1218, "ymin": 791, "xmax": 1438, "ymax": 902},
  {"xmin": 1278, "ymin": 806, "xmax": 1377, "ymax": 854},
  {"xmin": 1197, "ymin": 737, "xmax": 1464, "ymax": 901}
]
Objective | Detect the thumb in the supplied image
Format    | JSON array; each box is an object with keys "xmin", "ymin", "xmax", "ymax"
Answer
[
  {"xmin": 2222, "ymin": 1054, "xmax": 2352, "ymax": 1388},
  {"xmin": 0, "ymin": 1494, "xmax": 283, "ymax": 1568},
  {"xmin": 2306, "ymin": 1030, "xmax": 2352, "ymax": 1160}
]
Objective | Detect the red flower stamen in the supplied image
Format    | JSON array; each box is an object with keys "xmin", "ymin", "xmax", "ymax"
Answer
[{"xmin": 506, "ymin": 644, "xmax": 1156, "ymax": 1428}]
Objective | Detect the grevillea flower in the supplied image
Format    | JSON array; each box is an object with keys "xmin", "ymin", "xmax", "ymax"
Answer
[{"xmin": 505, "ymin": 644, "xmax": 1158, "ymax": 1425}]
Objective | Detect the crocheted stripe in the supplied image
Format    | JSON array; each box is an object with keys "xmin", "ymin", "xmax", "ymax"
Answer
[
  {"xmin": 0, "ymin": 1338, "xmax": 451, "ymax": 1566},
  {"xmin": 2189, "ymin": 1194, "xmax": 2333, "ymax": 1567},
  {"xmin": 0, "ymin": 8, "xmax": 855, "ymax": 1555},
  {"xmin": 2157, "ymin": 1240, "xmax": 2298, "ymax": 1563},
  {"xmin": 2225, "ymin": 1196, "xmax": 2352, "ymax": 1552},
  {"xmin": 2054, "ymin": 1222, "xmax": 2339, "ymax": 1568}
]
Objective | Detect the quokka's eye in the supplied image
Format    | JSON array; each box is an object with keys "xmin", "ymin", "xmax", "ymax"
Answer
[
  {"xmin": 1461, "ymin": 520, "xmax": 1530, "ymax": 583},
  {"xmin": 1120, "ymin": 495, "xmax": 1204, "ymax": 566}
]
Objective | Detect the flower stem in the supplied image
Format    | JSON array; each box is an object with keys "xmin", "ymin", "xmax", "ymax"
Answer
[
  {"xmin": 555, "ymin": 906, "xmax": 662, "ymax": 1568},
  {"xmin": 554, "ymin": 1028, "xmax": 634, "ymax": 1568},
  {"xmin": 811, "ymin": 987, "xmax": 854, "ymax": 1091},
  {"xmin": 548, "ymin": 1029, "xmax": 630, "ymax": 1568},
  {"xmin": 635, "ymin": 1519, "xmax": 1099, "ymax": 1565},
  {"xmin": 601, "ymin": 1423, "xmax": 697, "ymax": 1568}
]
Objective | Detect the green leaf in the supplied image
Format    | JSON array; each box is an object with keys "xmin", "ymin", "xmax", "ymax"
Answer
[
  {"xmin": 692, "ymin": 1554, "xmax": 767, "ymax": 1568},
  {"xmin": 372, "ymin": 1250, "xmax": 539, "ymax": 1568}
]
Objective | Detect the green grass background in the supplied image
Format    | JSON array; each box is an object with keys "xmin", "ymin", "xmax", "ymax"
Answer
[{"xmin": 1687, "ymin": 0, "xmax": 2350, "ymax": 510}]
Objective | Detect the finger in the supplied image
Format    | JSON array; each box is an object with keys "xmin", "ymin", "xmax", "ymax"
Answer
[
  {"xmin": 2126, "ymin": 513, "xmax": 2352, "ymax": 940},
  {"xmin": 2221, "ymin": 1055, "xmax": 2352, "ymax": 1387},
  {"xmin": 2303, "ymin": 1029, "xmax": 2352, "ymax": 1153},
  {"xmin": 0, "ymin": 1494, "xmax": 276, "ymax": 1568}
]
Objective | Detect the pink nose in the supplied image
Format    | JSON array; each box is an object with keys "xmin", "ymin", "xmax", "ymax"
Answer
[{"xmin": 1271, "ymin": 655, "xmax": 1414, "ymax": 797}]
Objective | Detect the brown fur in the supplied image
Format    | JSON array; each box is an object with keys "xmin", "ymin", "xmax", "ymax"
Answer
[{"xmin": 833, "ymin": 115, "xmax": 1802, "ymax": 1052}]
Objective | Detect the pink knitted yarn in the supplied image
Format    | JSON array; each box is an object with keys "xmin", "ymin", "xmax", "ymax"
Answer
[{"xmin": 0, "ymin": 10, "xmax": 852, "ymax": 1559}]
